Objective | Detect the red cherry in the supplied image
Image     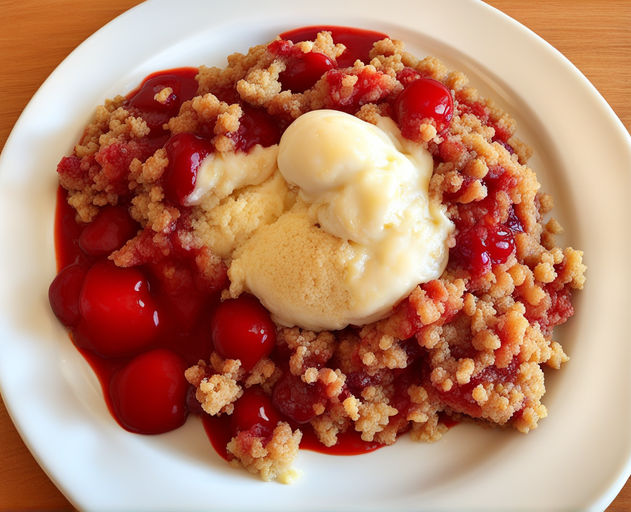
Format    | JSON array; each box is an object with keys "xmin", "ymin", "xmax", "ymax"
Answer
[
  {"xmin": 211, "ymin": 295, "xmax": 276, "ymax": 371},
  {"xmin": 394, "ymin": 77, "xmax": 454, "ymax": 139},
  {"xmin": 484, "ymin": 165, "xmax": 517, "ymax": 196},
  {"xmin": 77, "ymin": 261, "xmax": 160, "ymax": 357},
  {"xmin": 231, "ymin": 106, "xmax": 281, "ymax": 153},
  {"xmin": 78, "ymin": 206, "xmax": 138, "ymax": 256},
  {"xmin": 279, "ymin": 52, "xmax": 335, "ymax": 93},
  {"xmin": 110, "ymin": 349, "xmax": 188, "ymax": 434},
  {"xmin": 164, "ymin": 132, "xmax": 213, "ymax": 205},
  {"xmin": 49, "ymin": 263, "xmax": 88, "ymax": 326},
  {"xmin": 231, "ymin": 387, "xmax": 281, "ymax": 436},
  {"xmin": 272, "ymin": 372, "xmax": 321, "ymax": 424},
  {"xmin": 127, "ymin": 69, "xmax": 198, "ymax": 115},
  {"xmin": 452, "ymin": 225, "xmax": 487, "ymax": 275},
  {"xmin": 146, "ymin": 259, "xmax": 208, "ymax": 330}
]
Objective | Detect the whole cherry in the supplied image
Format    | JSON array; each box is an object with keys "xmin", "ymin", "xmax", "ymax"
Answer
[
  {"xmin": 77, "ymin": 261, "xmax": 161, "ymax": 357},
  {"xmin": 279, "ymin": 52, "xmax": 336, "ymax": 93},
  {"xmin": 211, "ymin": 295, "xmax": 276, "ymax": 371},
  {"xmin": 231, "ymin": 387, "xmax": 281, "ymax": 437},
  {"xmin": 451, "ymin": 223, "xmax": 515, "ymax": 276},
  {"xmin": 110, "ymin": 349, "xmax": 188, "ymax": 434},
  {"xmin": 48, "ymin": 263, "xmax": 88, "ymax": 327},
  {"xmin": 272, "ymin": 371, "xmax": 322, "ymax": 424},
  {"xmin": 78, "ymin": 206, "xmax": 138, "ymax": 256}
]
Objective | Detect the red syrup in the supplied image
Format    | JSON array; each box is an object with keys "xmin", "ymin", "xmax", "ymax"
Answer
[
  {"xmin": 54, "ymin": 186, "xmax": 83, "ymax": 268},
  {"xmin": 439, "ymin": 412, "xmax": 460, "ymax": 430},
  {"xmin": 202, "ymin": 414, "xmax": 382, "ymax": 461},
  {"xmin": 300, "ymin": 428, "xmax": 382, "ymax": 456},
  {"xmin": 279, "ymin": 26, "xmax": 388, "ymax": 68},
  {"xmin": 394, "ymin": 77, "xmax": 454, "ymax": 139},
  {"xmin": 125, "ymin": 67, "xmax": 199, "ymax": 135}
]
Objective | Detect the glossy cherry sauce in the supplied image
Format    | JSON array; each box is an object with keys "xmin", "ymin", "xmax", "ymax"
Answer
[{"xmin": 279, "ymin": 26, "xmax": 388, "ymax": 68}]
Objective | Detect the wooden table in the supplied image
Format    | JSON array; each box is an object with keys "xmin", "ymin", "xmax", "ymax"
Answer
[{"xmin": 0, "ymin": 1, "xmax": 629, "ymax": 509}]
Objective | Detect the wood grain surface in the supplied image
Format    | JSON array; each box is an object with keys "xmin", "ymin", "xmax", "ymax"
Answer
[{"xmin": 0, "ymin": 1, "xmax": 629, "ymax": 510}]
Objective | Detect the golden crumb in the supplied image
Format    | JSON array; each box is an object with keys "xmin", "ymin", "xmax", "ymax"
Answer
[{"xmin": 226, "ymin": 422, "xmax": 302, "ymax": 482}]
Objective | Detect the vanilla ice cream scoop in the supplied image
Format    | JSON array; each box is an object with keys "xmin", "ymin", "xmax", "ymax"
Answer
[
  {"xmin": 278, "ymin": 110, "xmax": 425, "ymax": 246},
  {"xmin": 228, "ymin": 110, "xmax": 453, "ymax": 331},
  {"xmin": 278, "ymin": 110, "xmax": 396, "ymax": 196}
]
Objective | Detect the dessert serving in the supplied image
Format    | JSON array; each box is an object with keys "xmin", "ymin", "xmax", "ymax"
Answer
[{"xmin": 48, "ymin": 26, "xmax": 586, "ymax": 482}]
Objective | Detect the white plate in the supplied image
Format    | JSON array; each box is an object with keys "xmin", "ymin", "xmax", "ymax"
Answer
[{"xmin": 1, "ymin": 0, "xmax": 630, "ymax": 510}]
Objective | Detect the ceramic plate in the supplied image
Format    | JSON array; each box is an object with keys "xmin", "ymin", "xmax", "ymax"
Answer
[{"xmin": 1, "ymin": 0, "xmax": 630, "ymax": 510}]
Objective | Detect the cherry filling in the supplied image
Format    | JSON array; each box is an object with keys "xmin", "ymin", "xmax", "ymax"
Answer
[
  {"xmin": 78, "ymin": 206, "xmax": 139, "ymax": 256},
  {"xmin": 49, "ymin": 262, "xmax": 88, "ymax": 327},
  {"xmin": 506, "ymin": 207, "xmax": 524, "ymax": 234},
  {"xmin": 279, "ymin": 51, "xmax": 336, "ymax": 93},
  {"xmin": 279, "ymin": 26, "xmax": 388, "ymax": 68},
  {"xmin": 451, "ymin": 223, "xmax": 515, "ymax": 276},
  {"xmin": 325, "ymin": 67, "xmax": 393, "ymax": 112},
  {"xmin": 50, "ymin": 192, "xmax": 215, "ymax": 435},
  {"xmin": 126, "ymin": 68, "xmax": 198, "ymax": 134},
  {"xmin": 147, "ymin": 258, "xmax": 215, "ymax": 332},
  {"xmin": 448, "ymin": 167, "xmax": 521, "ymax": 276},
  {"xmin": 164, "ymin": 132, "xmax": 213, "ymax": 206},
  {"xmin": 230, "ymin": 106, "xmax": 281, "ymax": 152},
  {"xmin": 435, "ymin": 360, "xmax": 521, "ymax": 418},
  {"xmin": 269, "ymin": 39, "xmax": 337, "ymax": 93},
  {"xmin": 272, "ymin": 372, "xmax": 324, "ymax": 424}
]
